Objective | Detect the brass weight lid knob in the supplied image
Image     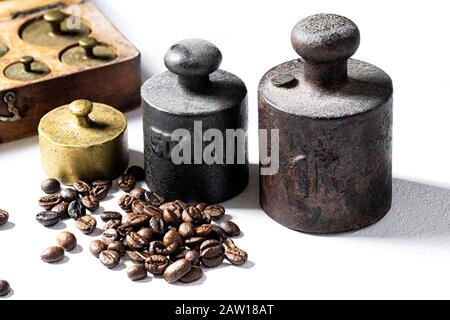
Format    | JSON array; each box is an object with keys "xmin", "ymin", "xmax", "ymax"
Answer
[
  {"xmin": 43, "ymin": 10, "xmax": 66, "ymax": 35},
  {"xmin": 79, "ymin": 37, "xmax": 98, "ymax": 59},
  {"xmin": 19, "ymin": 56, "xmax": 34, "ymax": 73},
  {"xmin": 69, "ymin": 99, "xmax": 93, "ymax": 127}
]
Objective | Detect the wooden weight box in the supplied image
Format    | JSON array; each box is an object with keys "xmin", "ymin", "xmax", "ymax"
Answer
[{"xmin": 0, "ymin": 0, "xmax": 141, "ymax": 143}]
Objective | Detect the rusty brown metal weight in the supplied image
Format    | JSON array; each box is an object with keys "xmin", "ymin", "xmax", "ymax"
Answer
[{"xmin": 259, "ymin": 14, "xmax": 393, "ymax": 234}]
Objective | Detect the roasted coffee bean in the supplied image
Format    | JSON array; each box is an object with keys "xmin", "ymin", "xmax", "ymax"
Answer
[
  {"xmin": 185, "ymin": 237, "xmax": 207, "ymax": 250},
  {"xmin": 92, "ymin": 179, "xmax": 112, "ymax": 189},
  {"xmin": 52, "ymin": 202, "xmax": 69, "ymax": 220},
  {"xmin": 103, "ymin": 219, "xmax": 121, "ymax": 230},
  {"xmin": 127, "ymin": 251, "xmax": 151, "ymax": 264},
  {"xmin": 148, "ymin": 241, "xmax": 166, "ymax": 255},
  {"xmin": 179, "ymin": 222, "xmax": 196, "ymax": 239},
  {"xmin": 127, "ymin": 166, "xmax": 145, "ymax": 181},
  {"xmin": 99, "ymin": 250, "xmax": 121, "ymax": 269},
  {"xmin": 125, "ymin": 232, "xmax": 149, "ymax": 251},
  {"xmin": 36, "ymin": 211, "xmax": 60, "ymax": 227},
  {"xmin": 142, "ymin": 205, "xmax": 164, "ymax": 220},
  {"xmin": 180, "ymin": 266, "xmax": 204, "ymax": 283},
  {"xmin": 145, "ymin": 255, "xmax": 170, "ymax": 275},
  {"xmin": 210, "ymin": 224, "xmax": 226, "ymax": 239},
  {"xmin": 149, "ymin": 216, "xmax": 166, "ymax": 236},
  {"xmin": 182, "ymin": 206, "xmax": 204, "ymax": 225},
  {"xmin": 196, "ymin": 203, "xmax": 209, "ymax": 211},
  {"xmin": 173, "ymin": 200, "xmax": 188, "ymax": 210},
  {"xmin": 225, "ymin": 246, "xmax": 248, "ymax": 266},
  {"xmin": 129, "ymin": 188, "xmax": 146, "ymax": 201},
  {"xmin": 0, "ymin": 280, "xmax": 11, "ymax": 296},
  {"xmin": 204, "ymin": 205, "xmax": 225, "ymax": 220},
  {"xmin": 171, "ymin": 247, "xmax": 191, "ymax": 261},
  {"xmin": 81, "ymin": 195, "xmax": 99, "ymax": 212},
  {"xmin": 185, "ymin": 250, "xmax": 201, "ymax": 265},
  {"xmin": 200, "ymin": 240, "xmax": 225, "ymax": 268},
  {"xmin": 90, "ymin": 185, "xmax": 110, "ymax": 201},
  {"xmin": 41, "ymin": 246, "xmax": 65, "ymax": 263},
  {"xmin": 118, "ymin": 174, "xmax": 136, "ymax": 192},
  {"xmin": 117, "ymin": 225, "xmax": 133, "ymax": 239},
  {"xmin": 137, "ymin": 228, "xmax": 155, "ymax": 242},
  {"xmin": 73, "ymin": 180, "xmax": 91, "ymax": 196},
  {"xmin": 124, "ymin": 215, "xmax": 149, "ymax": 229},
  {"xmin": 163, "ymin": 242, "xmax": 179, "ymax": 255},
  {"xmin": 127, "ymin": 264, "xmax": 148, "ymax": 281},
  {"xmin": 0, "ymin": 209, "xmax": 9, "ymax": 226},
  {"xmin": 57, "ymin": 231, "xmax": 77, "ymax": 251},
  {"xmin": 41, "ymin": 178, "xmax": 60, "ymax": 194},
  {"xmin": 196, "ymin": 224, "xmax": 213, "ymax": 237},
  {"xmin": 108, "ymin": 241, "xmax": 126, "ymax": 256},
  {"xmin": 90, "ymin": 240, "xmax": 106, "ymax": 258},
  {"xmin": 220, "ymin": 221, "xmax": 241, "ymax": 237},
  {"xmin": 164, "ymin": 259, "xmax": 192, "ymax": 284},
  {"xmin": 160, "ymin": 201, "xmax": 182, "ymax": 213},
  {"xmin": 118, "ymin": 194, "xmax": 135, "ymax": 212},
  {"xmin": 60, "ymin": 188, "xmax": 79, "ymax": 203},
  {"xmin": 75, "ymin": 215, "xmax": 97, "ymax": 234},
  {"xmin": 200, "ymin": 239, "xmax": 222, "ymax": 251},
  {"xmin": 102, "ymin": 228, "xmax": 120, "ymax": 245},
  {"xmin": 203, "ymin": 212, "xmax": 212, "ymax": 224},
  {"xmin": 68, "ymin": 200, "xmax": 86, "ymax": 220},
  {"xmin": 145, "ymin": 191, "xmax": 165, "ymax": 207},
  {"xmin": 131, "ymin": 200, "xmax": 146, "ymax": 215},
  {"xmin": 163, "ymin": 208, "xmax": 181, "ymax": 227},
  {"xmin": 163, "ymin": 229, "xmax": 184, "ymax": 247},
  {"xmin": 101, "ymin": 211, "xmax": 122, "ymax": 223},
  {"xmin": 38, "ymin": 194, "xmax": 62, "ymax": 210}
]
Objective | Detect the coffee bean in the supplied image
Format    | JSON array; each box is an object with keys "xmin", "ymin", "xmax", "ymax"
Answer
[
  {"xmin": 38, "ymin": 194, "xmax": 62, "ymax": 210},
  {"xmin": 90, "ymin": 240, "xmax": 106, "ymax": 258},
  {"xmin": 126, "ymin": 166, "xmax": 145, "ymax": 181},
  {"xmin": 101, "ymin": 211, "xmax": 122, "ymax": 223},
  {"xmin": 41, "ymin": 178, "xmax": 60, "ymax": 194},
  {"xmin": 200, "ymin": 239, "xmax": 225, "ymax": 268},
  {"xmin": 102, "ymin": 229, "xmax": 119, "ymax": 245},
  {"xmin": 117, "ymin": 225, "xmax": 133, "ymax": 239},
  {"xmin": 149, "ymin": 216, "xmax": 166, "ymax": 236},
  {"xmin": 145, "ymin": 255, "xmax": 170, "ymax": 275},
  {"xmin": 220, "ymin": 221, "xmax": 241, "ymax": 237},
  {"xmin": 180, "ymin": 266, "xmax": 204, "ymax": 283},
  {"xmin": 163, "ymin": 208, "xmax": 181, "ymax": 227},
  {"xmin": 160, "ymin": 201, "xmax": 184, "ymax": 215},
  {"xmin": 118, "ymin": 194, "xmax": 135, "ymax": 212},
  {"xmin": 118, "ymin": 174, "xmax": 136, "ymax": 192},
  {"xmin": 73, "ymin": 180, "xmax": 92, "ymax": 196},
  {"xmin": 92, "ymin": 179, "xmax": 112, "ymax": 189},
  {"xmin": 185, "ymin": 237, "xmax": 207, "ymax": 251},
  {"xmin": 52, "ymin": 202, "xmax": 69, "ymax": 220},
  {"xmin": 185, "ymin": 250, "xmax": 201, "ymax": 265},
  {"xmin": 171, "ymin": 247, "xmax": 191, "ymax": 261},
  {"xmin": 103, "ymin": 219, "xmax": 121, "ymax": 230},
  {"xmin": 125, "ymin": 232, "xmax": 149, "ymax": 251},
  {"xmin": 127, "ymin": 251, "xmax": 150, "ymax": 264},
  {"xmin": 179, "ymin": 222, "xmax": 196, "ymax": 239},
  {"xmin": 41, "ymin": 246, "xmax": 65, "ymax": 263},
  {"xmin": 149, "ymin": 241, "xmax": 166, "ymax": 255},
  {"xmin": 108, "ymin": 241, "xmax": 126, "ymax": 256},
  {"xmin": 204, "ymin": 205, "xmax": 225, "ymax": 220},
  {"xmin": 0, "ymin": 280, "xmax": 11, "ymax": 296},
  {"xmin": 68, "ymin": 200, "xmax": 86, "ymax": 220},
  {"xmin": 90, "ymin": 185, "xmax": 110, "ymax": 201},
  {"xmin": 163, "ymin": 229, "xmax": 184, "ymax": 248},
  {"xmin": 99, "ymin": 250, "xmax": 121, "ymax": 269},
  {"xmin": 129, "ymin": 188, "xmax": 146, "ymax": 201},
  {"xmin": 144, "ymin": 191, "xmax": 165, "ymax": 207},
  {"xmin": 127, "ymin": 264, "xmax": 148, "ymax": 281},
  {"xmin": 124, "ymin": 215, "xmax": 149, "ymax": 229},
  {"xmin": 142, "ymin": 205, "xmax": 164, "ymax": 220},
  {"xmin": 210, "ymin": 224, "xmax": 226, "ymax": 239},
  {"xmin": 163, "ymin": 259, "xmax": 192, "ymax": 284},
  {"xmin": 60, "ymin": 188, "xmax": 79, "ymax": 203},
  {"xmin": 0, "ymin": 209, "xmax": 9, "ymax": 226},
  {"xmin": 75, "ymin": 215, "xmax": 97, "ymax": 234},
  {"xmin": 196, "ymin": 224, "xmax": 213, "ymax": 237},
  {"xmin": 57, "ymin": 231, "xmax": 77, "ymax": 251},
  {"xmin": 163, "ymin": 242, "xmax": 179, "ymax": 255},
  {"xmin": 203, "ymin": 212, "xmax": 212, "ymax": 224},
  {"xmin": 36, "ymin": 211, "xmax": 60, "ymax": 227},
  {"xmin": 81, "ymin": 195, "xmax": 99, "ymax": 212},
  {"xmin": 137, "ymin": 228, "xmax": 155, "ymax": 242},
  {"xmin": 182, "ymin": 206, "xmax": 204, "ymax": 225},
  {"xmin": 223, "ymin": 238, "xmax": 247, "ymax": 265},
  {"xmin": 196, "ymin": 203, "xmax": 209, "ymax": 211}
]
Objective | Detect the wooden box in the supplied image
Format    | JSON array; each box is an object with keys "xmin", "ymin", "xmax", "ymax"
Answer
[{"xmin": 0, "ymin": 0, "xmax": 141, "ymax": 143}]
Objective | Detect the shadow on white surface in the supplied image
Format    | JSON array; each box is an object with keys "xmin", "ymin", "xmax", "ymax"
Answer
[
  {"xmin": 0, "ymin": 289, "xmax": 14, "ymax": 299},
  {"xmin": 0, "ymin": 222, "xmax": 15, "ymax": 231}
]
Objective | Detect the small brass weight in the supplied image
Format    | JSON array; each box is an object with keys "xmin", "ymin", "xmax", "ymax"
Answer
[
  {"xmin": 39, "ymin": 99, "xmax": 129, "ymax": 185},
  {"xmin": 21, "ymin": 10, "xmax": 91, "ymax": 46},
  {"xmin": 4, "ymin": 56, "xmax": 50, "ymax": 81},
  {"xmin": 61, "ymin": 37, "xmax": 117, "ymax": 68}
]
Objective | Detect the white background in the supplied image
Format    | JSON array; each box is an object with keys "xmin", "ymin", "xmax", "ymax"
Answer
[{"xmin": 1, "ymin": 0, "xmax": 450, "ymax": 300}]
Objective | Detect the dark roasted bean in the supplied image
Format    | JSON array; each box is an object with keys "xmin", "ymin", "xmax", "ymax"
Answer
[
  {"xmin": 38, "ymin": 194, "xmax": 62, "ymax": 210},
  {"xmin": 127, "ymin": 251, "xmax": 150, "ymax": 264},
  {"xmin": 210, "ymin": 224, "xmax": 226, "ymax": 239},
  {"xmin": 185, "ymin": 237, "xmax": 207, "ymax": 251},
  {"xmin": 81, "ymin": 195, "xmax": 100, "ymax": 212},
  {"xmin": 185, "ymin": 250, "xmax": 201, "ymax": 265},
  {"xmin": 149, "ymin": 216, "xmax": 166, "ymax": 236},
  {"xmin": 163, "ymin": 208, "xmax": 181, "ymax": 227},
  {"xmin": 103, "ymin": 219, "xmax": 121, "ymax": 230},
  {"xmin": 75, "ymin": 215, "xmax": 97, "ymax": 234},
  {"xmin": 171, "ymin": 247, "xmax": 191, "ymax": 261},
  {"xmin": 145, "ymin": 255, "xmax": 170, "ymax": 275},
  {"xmin": 90, "ymin": 185, "xmax": 110, "ymax": 201},
  {"xmin": 124, "ymin": 215, "xmax": 149, "ymax": 229},
  {"xmin": 68, "ymin": 200, "xmax": 86, "ymax": 220},
  {"xmin": 163, "ymin": 229, "xmax": 184, "ymax": 248},
  {"xmin": 73, "ymin": 180, "xmax": 91, "ymax": 196},
  {"xmin": 148, "ymin": 241, "xmax": 166, "ymax": 255},
  {"xmin": 118, "ymin": 194, "xmax": 135, "ymax": 212},
  {"xmin": 196, "ymin": 203, "xmax": 209, "ymax": 211},
  {"xmin": 57, "ymin": 231, "xmax": 77, "ymax": 251},
  {"xmin": 182, "ymin": 206, "xmax": 204, "ymax": 225},
  {"xmin": 200, "ymin": 239, "xmax": 225, "ymax": 268},
  {"xmin": 160, "ymin": 202, "xmax": 184, "ymax": 217},
  {"xmin": 142, "ymin": 205, "xmax": 164, "ymax": 220},
  {"xmin": 118, "ymin": 174, "xmax": 136, "ymax": 192},
  {"xmin": 52, "ymin": 202, "xmax": 69, "ymax": 220},
  {"xmin": 41, "ymin": 178, "xmax": 60, "ymax": 194},
  {"xmin": 92, "ymin": 179, "xmax": 112, "ymax": 189},
  {"xmin": 99, "ymin": 250, "xmax": 121, "ymax": 269},
  {"xmin": 101, "ymin": 211, "xmax": 122, "ymax": 223},
  {"xmin": 180, "ymin": 266, "xmax": 204, "ymax": 283},
  {"xmin": 137, "ymin": 228, "xmax": 155, "ymax": 242},
  {"xmin": 220, "ymin": 221, "xmax": 241, "ymax": 237},
  {"xmin": 36, "ymin": 211, "xmax": 60, "ymax": 227},
  {"xmin": 204, "ymin": 204, "xmax": 225, "ymax": 220},
  {"xmin": 129, "ymin": 188, "xmax": 147, "ymax": 201},
  {"xmin": 196, "ymin": 224, "xmax": 213, "ymax": 237},
  {"xmin": 60, "ymin": 188, "xmax": 79, "ymax": 203},
  {"xmin": 145, "ymin": 191, "xmax": 165, "ymax": 207},
  {"xmin": 90, "ymin": 240, "xmax": 106, "ymax": 258},
  {"xmin": 125, "ymin": 232, "xmax": 149, "ymax": 251},
  {"xmin": 117, "ymin": 225, "xmax": 133, "ymax": 239},
  {"xmin": 0, "ymin": 280, "xmax": 11, "ymax": 296},
  {"xmin": 163, "ymin": 259, "xmax": 192, "ymax": 284},
  {"xmin": 102, "ymin": 228, "xmax": 120, "ymax": 245},
  {"xmin": 127, "ymin": 264, "xmax": 148, "ymax": 281},
  {"xmin": 126, "ymin": 166, "xmax": 146, "ymax": 181},
  {"xmin": 0, "ymin": 210, "xmax": 9, "ymax": 226},
  {"xmin": 179, "ymin": 222, "xmax": 196, "ymax": 239},
  {"xmin": 41, "ymin": 246, "xmax": 65, "ymax": 263},
  {"xmin": 107, "ymin": 241, "xmax": 126, "ymax": 256}
]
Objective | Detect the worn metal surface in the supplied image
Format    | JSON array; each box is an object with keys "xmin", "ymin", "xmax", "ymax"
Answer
[
  {"xmin": 142, "ymin": 39, "xmax": 248, "ymax": 203},
  {"xmin": 4, "ymin": 56, "xmax": 50, "ymax": 81},
  {"xmin": 0, "ymin": 41, "xmax": 8, "ymax": 58},
  {"xmin": 259, "ymin": 14, "xmax": 393, "ymax": 234},
  {"xmin": 39, "ymin": 99, "xmax": 128, "ymax": 185},
  {"xmin": 61, "ymin": 37, "xmax": 117, "ymax": 68},
  {"xmin": 21, "ymin": 10, "xmax": 90, "ymax": 46}
]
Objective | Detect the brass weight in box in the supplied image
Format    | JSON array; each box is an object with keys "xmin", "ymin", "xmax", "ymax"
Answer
[
  {"xmin": 38, "ymin": 99, "xmax": 129, "ymax": 185},
  {"xmin": 4, "ymin": 56, "xmax": 50, "ymax": 81},
  {"xmin": 61, "ymin": 37, "xmax": 117, "ymax": 68}
]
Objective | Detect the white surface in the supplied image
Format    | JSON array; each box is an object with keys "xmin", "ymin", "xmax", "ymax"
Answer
[{"xmin": 1, "ymin": 0, "xmax": 450, "ymax": 300}]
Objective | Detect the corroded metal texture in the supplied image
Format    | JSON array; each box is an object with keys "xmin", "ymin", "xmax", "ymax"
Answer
[{"xmin": 259, "ymin": 14, "xmax": 393, "ymax": 234}]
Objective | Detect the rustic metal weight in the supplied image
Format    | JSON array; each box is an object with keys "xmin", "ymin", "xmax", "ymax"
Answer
[
  {"xmin": 0, "ymin": 41, "xmax": 8, "ymax": 58},
  {"xmin": 20, "ymin": 10, "xmax": 90, "ymax": 46},
  {"xmin": 259, "ymin": 14, "xmax": 393, "ymax": 234},
  {"xmin": 4, "ymin": 56, "xmax": 50, "ymax": 81},
  {"xmin": 61, "ymin": 36, "xmax": 117, "ymax": 68},
  {"xmin": 142, "ymin": 39, "xmax": 249, "ymax": 203}
]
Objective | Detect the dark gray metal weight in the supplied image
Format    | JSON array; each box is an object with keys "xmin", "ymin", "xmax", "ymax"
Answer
[
  {"xmin": 142, "ymin": 39, "xmax": 248, "ymax": 203},
  {"xmin": 259, "ymin": 14, "xmax": 393, "ymax": 234}
]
